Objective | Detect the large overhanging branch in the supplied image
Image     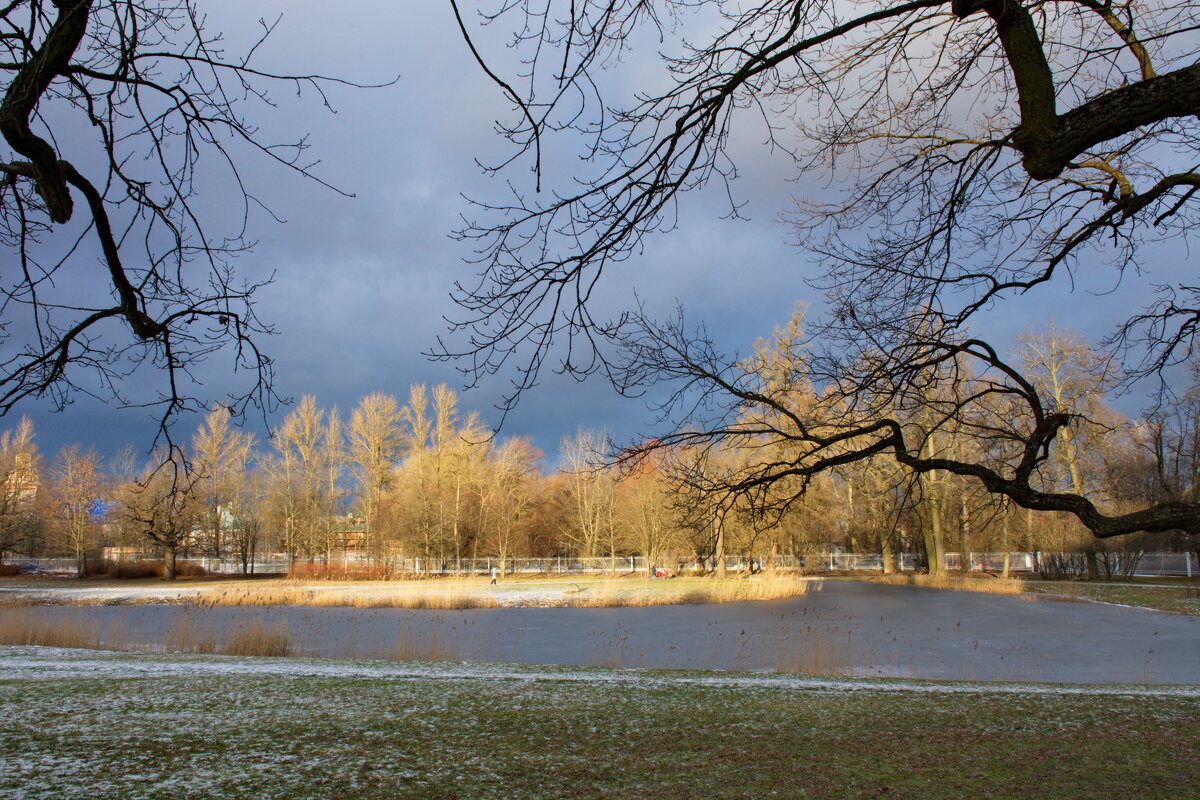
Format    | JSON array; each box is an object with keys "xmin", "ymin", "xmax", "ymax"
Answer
[
  {"xmin": 456, "ymin": 0, "xmax": 1200, "ymax": 405},
  {"xmin": 697, "ymin": 419, "xmax": 1200, "ymax": 538},
  {"xmin": 614, "ymin": 311, "xmax": 1200, "ymax": 539},
  {"xmin": 0, "ymin": 0, "xmax": 90, "ymax": 225},
  {"xmin": 0, "ymin": 0, "xmax": 373, "ymax": 437},
  {"xmin": 968, "ymin": 0, "xmax": 1200, "ymax": 179}
]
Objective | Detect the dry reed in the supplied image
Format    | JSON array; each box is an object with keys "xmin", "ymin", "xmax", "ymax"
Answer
[
  {"xmin": 0, "ymin": 608, "xmax": 105, "ymax": 648},
  {"xmin": 223, "ymin": 620, "xmax": 293, "ymax": 657},
  {"xmin": 191, "ymin": 583, "xmax": 501, "ymax": 610},
  {"xmin": 389, "ymin": 627, "xmax": 460, "ymax": 662},
  {"xmin": 565, "ymin": 575, "xmax": 814, "ymax": 608},
  {"xmin": 869, "ymin": 573, "xmax": 1026, "ymax": 595},
  {"xmin": 0, "ymin": 607, "xmax": 296, "ymax": 658},
  {"xmin": 770, "ymin": 629, "xmax": 858, "ymax": 676}
]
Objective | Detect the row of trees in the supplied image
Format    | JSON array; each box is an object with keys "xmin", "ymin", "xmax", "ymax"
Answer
[
  {"xmin": 2, "ymin": 324, "xmax": 1199, "ymax": 579},
  {"xmin": 3, "ymin": 1, "xmax": 1199, "ymax": 558},
  {"xmin": 0, "ymin": 385, "xmax": 698, "ymax": 577},
  {"xmin": 621, "ymin": 312, "xmax": 1200, "ymax": 577}
]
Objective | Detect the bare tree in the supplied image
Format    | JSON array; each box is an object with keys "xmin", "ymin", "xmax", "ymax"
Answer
[
  {"xmin": 227, "ymin": 463, "xmax": 268, "ymax": 575},
  {"xmin": 266, "ymin": 396, "xmax": 341, "ymax": 561},
  {"xmin": 118, "ymin": 456, "xmax": 199, "ymax": 580},
  {"xmin": 0, "ymin": 417, "xmax": 42, "ymax": 559},
  {"xmin": 47, "ymin": 444, "xmax": 104, "ymax": 576},
  {"xmin": 477, "ymin": 436, "xmax": 542, "ymax": 574},
  {"xmin": 446, "ymin": 0, "xmax": 1200, "ymax": 539},
  {"xmin": 0, "ymin": 1, "xmax": 379, "ymax": 434},
  {"xmin": 192, "ymin": 407, "xmax": 255, "ymax": 560},
  {"xmin": 348, "ymin": 392, "xmax": 404, "ymax": 551},
  {"xmin": 559, "ymin": 429, "xmax": 616, "ymax": 560},
  {"xmin": 614, "ymin": 455, "xmax": 687, "ymax": 576},
  {"xmin": 388, "ymin": 384, "xmax": 490, "ymax": 568},
  {"xmin": 1146, "ymin": 362, "xmax": 1200, "ymax": 563}
]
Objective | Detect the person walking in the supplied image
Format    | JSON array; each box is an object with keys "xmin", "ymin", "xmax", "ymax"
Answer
[{"xmin": 490, "ymin": 566, "xmax": 498, "ymax": 585}]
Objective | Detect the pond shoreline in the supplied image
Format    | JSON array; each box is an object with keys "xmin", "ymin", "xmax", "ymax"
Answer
[{"xmin": 4, "ymin": 581, "xmax": 1197, "ymax": 684}]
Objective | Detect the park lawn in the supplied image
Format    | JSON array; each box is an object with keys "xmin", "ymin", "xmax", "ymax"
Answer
[
  {"xmin": 1, "ymin": 647, "xmax": 1197, "ymax": 799},
  {"xmin": 1026, "ymin": 580, "xmax": 1200, "ymax": 615}
]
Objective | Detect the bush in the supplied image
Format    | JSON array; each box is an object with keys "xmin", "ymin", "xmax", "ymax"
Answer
[
  {"xmin": 87, "ymin": 559, "xmax": 160, "ymax": 579},
  {"xmin": 114, "ymin": 560, "xmax": 163, "ymax": 579},
  {"xmin": 174, "ymin": 561, "xmax": 208, "ymax": 578},
  {"xmin": 287, "ymin": 561, "xmax": 391, "ymax": 581},
  {"xmin": 0, "ymin": 563, "xmax": 19, "ymax": 577},
  {"xmin": 85, "ymin": 559, "xmax": 208, "ymax": 579}
]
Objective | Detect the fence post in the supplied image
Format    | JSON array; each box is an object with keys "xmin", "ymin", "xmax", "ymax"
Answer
[{"xmin": 1188, "ymin": 552, "xmax": 1194, "ymax": 579}]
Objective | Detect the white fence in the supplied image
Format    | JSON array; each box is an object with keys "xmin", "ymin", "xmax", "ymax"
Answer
[{"xmin": 9, "ymin": 550, "xmax": 1194, "ymax": 577}]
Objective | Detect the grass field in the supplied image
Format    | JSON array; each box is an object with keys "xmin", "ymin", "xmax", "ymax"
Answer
[
  {"xmin": 2, "ymin": 646, "xmax": 1198, "ymax": 800},
  {"xmin": 1024, "ymin": 579, "xmax": 1200, "ymax": 615}
]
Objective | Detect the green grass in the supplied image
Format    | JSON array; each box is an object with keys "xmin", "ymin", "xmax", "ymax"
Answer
[
  {"xmin": 1, "ymin": 647, "xmax": 1197, "ymax": 799},
  {"xmin": 1026, "ymin": 579, "xmax": 1200, "ymax": 615}
]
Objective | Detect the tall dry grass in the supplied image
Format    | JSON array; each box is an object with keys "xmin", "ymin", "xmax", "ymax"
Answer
[
  {"xmin": 389, "ymin": 627, "xmax": 462, "ymax": 662},
  {"xmin": 186, "ymin": 575, "xmax": 816, "ymax": 609},
  {"xmin": 164, "ymin": 614, "xmax": 221, "ymax": 654},
  {"xmin": 770, "ymin": 629, "xmax": 859, "ymax": 676},
  {"xmin": 192, "ymin": 583, "xmax": 500, "ymax": 610},
  {"xmin": 565, "ymin": 575, "xmax": 814, "ymax": 608},
  {"xmin": 0, "ymin": 607, "xmax": 294, "ymax": 657},
  {"xmin": 0, "ymin": 608, "xmax": 107, "ymax": 648},
  {"xmin": 223, "ymin": 620, "xmax": 293, "ymax": 657},
  {"xmin": 870, "ymin": 573, "xmax": 1026, "ymax": 595}
]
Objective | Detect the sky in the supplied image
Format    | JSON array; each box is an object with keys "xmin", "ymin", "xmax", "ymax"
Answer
[{"xmin": 9, "ymin": 0, "xmax": 1185, "ymax": 467}]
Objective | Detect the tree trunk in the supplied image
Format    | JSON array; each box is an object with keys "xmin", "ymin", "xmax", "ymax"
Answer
[
  {"xmin": 714, "ymin": 511, "xmax": 726, "ymax": 578},
  {"xmin": 1084, "ymin": 546, "xmax": 1100, "ymax": 581},
  {"xmin": 163, "ymin": 542, "xmax": 177, "ymax": 580},
  {"xmin": 959, "ymin": 494, "xmax": 971, "ymax": 573},
  {"xmin": 921, "ymin": 473, "xmax": 944, "ymax": 575}
]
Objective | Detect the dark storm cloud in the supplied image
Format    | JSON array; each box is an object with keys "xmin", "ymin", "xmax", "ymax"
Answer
[
  {"xmin": 13, "ymin": 0, "xmax": 1177, "ymax": 462},
  {"xmin": 163, "ymin": 0, "xmax": 824, "ymax": 460}
]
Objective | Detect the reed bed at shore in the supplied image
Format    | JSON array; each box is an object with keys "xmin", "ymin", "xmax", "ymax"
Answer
[
  {"xmin": 190, "ymin": 583, "xmax": 502, "ymax": 610},
  {"xmin": 563, "ymin": 575, "xmax": 814, "ymax": 607},
  {"xmin": 181, "ymin": 574, "xmax": 815, "ymax": 610},
  {"xmin": 0, "ymin": 607, "xmax": 297, "ymax": 658},
  {"xmin": 866, "ymin": 573, "xmax": 1026, "ymax": 595},
  {"xmin": 0, "ymin": 607, "xmax": 110, "ymax": 649}
]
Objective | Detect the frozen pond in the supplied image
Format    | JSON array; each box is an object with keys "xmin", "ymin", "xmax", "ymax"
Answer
[{"xmin": 11, "ymin": 581, "xmax": 1200, "ymax": 684}]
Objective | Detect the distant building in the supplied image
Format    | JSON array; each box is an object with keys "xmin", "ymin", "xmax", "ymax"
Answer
[{"xmin": 3, "ymin": 453, "xmax": 37, "ymax": 506}]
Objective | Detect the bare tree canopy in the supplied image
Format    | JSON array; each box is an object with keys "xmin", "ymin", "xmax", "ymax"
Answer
[
  {"xmin": 447, "ymin": 0, "xmax": 1200, "ymax": 538},
  {"xmin": 0, "ymin": 0, "xmax": 370, "ymax": 434}
]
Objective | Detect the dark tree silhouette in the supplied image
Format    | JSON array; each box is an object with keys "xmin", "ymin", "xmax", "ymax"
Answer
[
  {"xmin": 447, "ymin": 0, "xmax": 1200, "ymax": 538},
  {"xmin": 0, "ymin": 0, "xmax": 369, "ymax": 437}
]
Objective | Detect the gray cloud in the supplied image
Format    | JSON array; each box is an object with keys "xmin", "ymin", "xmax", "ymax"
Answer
[{"xmin": 12, "ymin": 0, "xmax": 1189, "ymax": 464}]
